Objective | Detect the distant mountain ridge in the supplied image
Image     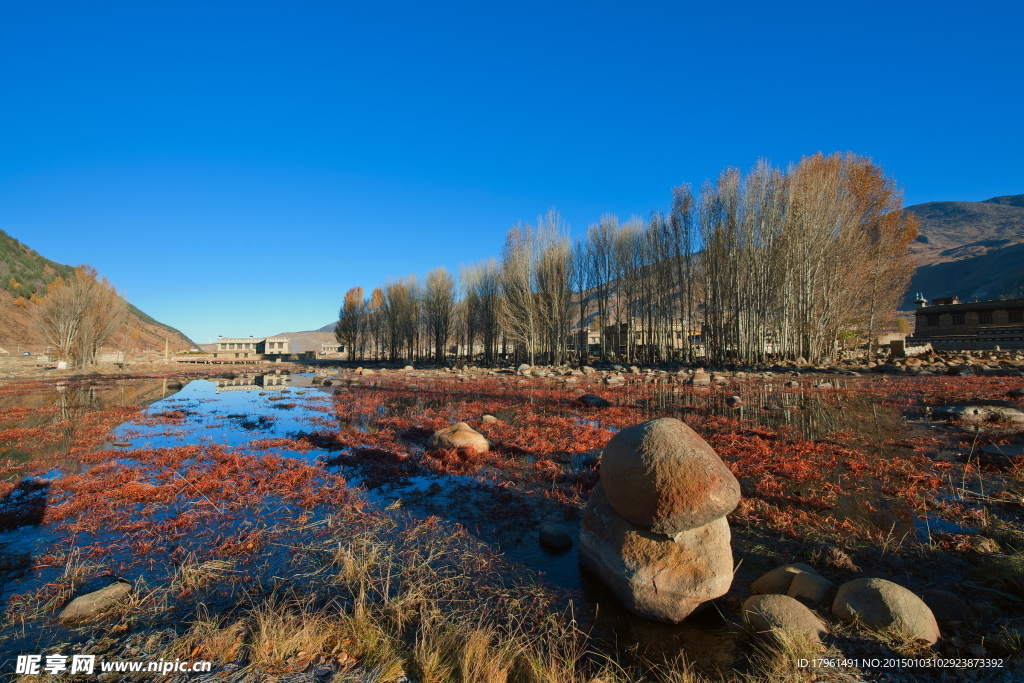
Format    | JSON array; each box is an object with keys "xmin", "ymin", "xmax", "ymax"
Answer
[{"xmin": 904, "ymin": 194, "xmax": 1024, "ymax": 307}]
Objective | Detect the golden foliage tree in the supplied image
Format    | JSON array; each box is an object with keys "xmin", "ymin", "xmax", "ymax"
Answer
[{"xmin": 34, "ymin": 266, "xmax": 127, "ymax": 368}]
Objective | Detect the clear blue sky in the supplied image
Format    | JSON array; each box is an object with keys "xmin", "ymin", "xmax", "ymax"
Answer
[{"xmin": 1, "ymin": 1, "xmax": 1021, "ymax": 344}]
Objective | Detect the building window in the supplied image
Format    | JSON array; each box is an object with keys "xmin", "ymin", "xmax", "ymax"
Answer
[
  {"xmin": 952, "ymin": 314, "xmax": 966, "ymax": 325},
  {"xmin": 1011, "ymin": 311, "xmax": 1024, "ymax": 323},
  {"xmin": 979, "ymin": 312, "xmax": 993, "ymax": 324},
  {"xmin": 926, "ymin": 315, "xmax": 940, "ymax": 327}
]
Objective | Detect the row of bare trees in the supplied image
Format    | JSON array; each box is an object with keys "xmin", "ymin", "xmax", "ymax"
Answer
[
  {"xmin": 34, "ymin": 266, "xmax": 128, "ymax": 368},
  {"xmin": 336, "ymin": 153, "xmax": 917, "ymax": 365}
]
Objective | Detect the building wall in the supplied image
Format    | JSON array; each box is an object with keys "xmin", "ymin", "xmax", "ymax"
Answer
[
  {"xmin": 913, "ymin": 299, "xmax": 1024, "ymax": 338},
  {"xmin": 911, "ymin": 297, "xmax": 1024, "ymax": 349}
]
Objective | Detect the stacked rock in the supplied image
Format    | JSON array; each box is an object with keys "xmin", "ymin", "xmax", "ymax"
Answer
[{"xmin": 580, "ymin": 417, "xmax": 740, "ymax": 623}]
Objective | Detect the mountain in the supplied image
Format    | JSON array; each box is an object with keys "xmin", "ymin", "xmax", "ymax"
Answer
[
  {"xmin": 269, "ymin": 329, "xmax": 338, "ymax": 354},
  {"xmin": 903, "ymin": 194, "xmax": 1024, "ymax": 307},
  {"xmin": 0, "ymin": 229, "xmax": 195, "ymax": 352}
]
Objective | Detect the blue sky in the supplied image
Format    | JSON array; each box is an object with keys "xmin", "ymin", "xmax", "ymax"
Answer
[{"xmin": 1, "ymin": 0, "xmax": 1021, "ymax": 343}]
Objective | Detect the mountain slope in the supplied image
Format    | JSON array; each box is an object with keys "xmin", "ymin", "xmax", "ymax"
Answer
[
  {"xmin": 903, "ymin": 194, "xmax": 1024, "ymax": 306},
  {"xmin": 0, "ymin": 229, "xmax": 195, "ymax": 352}
]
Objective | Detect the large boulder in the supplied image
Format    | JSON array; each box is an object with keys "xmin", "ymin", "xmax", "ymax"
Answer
[
  {"xmin": 931, "ymin": 401, "xmax": 1024, "ymax": 424},
  {"xmin": 743, "ymin": 594, "xmax": 828, "ymax": 643},
  {"xmin": 426, "ymin": 422, "xmax": 490, "ymax": 453},
  {"xmin": 600, "ymin": 417, "xmax": 740, "ymax": 535},
  {"xmin": 832, "ymin": 578, "xmax": 940, "ymax": 644},
  {"xmin": 579, "ymin": 483, "xmax": 733, "ymax": 623}
]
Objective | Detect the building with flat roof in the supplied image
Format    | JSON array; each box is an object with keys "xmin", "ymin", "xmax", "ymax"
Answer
[
  {"xmin": 210, "ymin": 336, "xmax": 291, "ymax": 360},
  {"xmin": 910, "ymin": 294, "xmax": 1024, "ymax": 349}
]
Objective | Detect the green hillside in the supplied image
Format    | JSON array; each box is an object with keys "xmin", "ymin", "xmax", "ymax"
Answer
[
  {"xmin": 0, "ymin": 228, "xmax": 196, "ymax": 346},
  {"xmin": 0, "ymin": 229, "xmax": 75, "ymax": 298}
]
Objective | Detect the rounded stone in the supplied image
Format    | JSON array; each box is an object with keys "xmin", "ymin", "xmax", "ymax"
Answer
[
  {"xmin": 538, "ymin": 524, "xmax": 573, "ymax": 551},
  {"xmin": 600, "ymin": 417, "xmax": 740, "ymax": 534},
  {"xmin": 751, "ymin": 563, "xmax": 819, "ymax": 595},
  {"xmin": 579, "ymin": 483, "xmax": 733, "ymax": 623},
  {"xmin": 920, "ymin": 589, "xmax": 974, "ymax": 626},
  {"xmin": 577, "ymin": 393, "xmax": 612, "ymax": 408},
  {"xmin": 58, "ymin": 581, "xmax": 133, "ymax": 623},
  {"xmin": 426, "ymin": 422, "xmax": 490, "ymax": 454},
  {"xmin": 832, "ymin": 578, "xmax": 940, "ymax": 644},
  {"xmin": 743, "ymin": 594, "xmax": 828, "ymax": 643}
]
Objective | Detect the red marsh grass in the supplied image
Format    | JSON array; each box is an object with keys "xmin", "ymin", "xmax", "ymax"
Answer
[{"xmin": 0, "ymin": 369, "xmax": 1021, "ymax": 681}]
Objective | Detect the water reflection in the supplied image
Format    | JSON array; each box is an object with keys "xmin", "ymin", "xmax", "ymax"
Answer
[{"xmin": 0, "ymin": 378, "xmax": 179, "ymax": 464}]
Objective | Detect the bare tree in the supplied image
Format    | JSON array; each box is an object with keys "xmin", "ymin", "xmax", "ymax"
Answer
[
  {"xmin": 498, "ymin": 223, "xmax": 539, "ymax": 364},
  {"xmin": 35, "ymin": 266, "xmax": 128, "ymax": 369},
  {"xmin": 423, "ymin": 267, "xmax": 455, "ymax": 363},
  {"xmin": 335, "ymin": 286, "xmax": 366, "ymax": 361},
  {"xmin": 366, "ymin": 287, "xmax": 386, "ymax": 360},
  {"xmin": 382, "ymin": 276, "xmax": 420, "ymax": 363}
]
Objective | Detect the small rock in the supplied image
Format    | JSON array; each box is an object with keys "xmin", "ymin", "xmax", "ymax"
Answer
[
  {"xmin": 58, "ymin": 581, "xmax": 133, "ymax": 623},
  {"xmin": 577, "ymin": 394, "xmax": 612, "ymax": 408},
  {"xmin": 581, "ymin": 366, "xmax": 596, "ymax": 375},
  {"xmin": 517, "ymin": 363, "xmax": 531, "ymax": 373},
  {"xmin": 539, "ymin": 524, "xmax": 573, "ymax": 551},
  {"xmin": 920, "ymin": 589, "xmax": 974, "ymax": 626},
  {"xmin": 725, "ymin": 395, "xmax": 741, "ymax": 407},
  {"xmin": 743, "ymin": 594, "xmax": 828, "ymax": 643},
  {"xmin": 832, "ymin": 578, "xmax": 940, "ymax": 644},
  {"xmin": 969, "ymin": 536, "xmax": 1000, "ymax": 553},
  {"xmin": 481, "ymin": 414, "xmax": 499, "ymax": 423},
  {"xmin": 751, "ymin": 563, "xmax": 819, "ymax": 595},
  {"xmin": 787, "ymin": 572, "xmax": 835, "ymax": 603}
]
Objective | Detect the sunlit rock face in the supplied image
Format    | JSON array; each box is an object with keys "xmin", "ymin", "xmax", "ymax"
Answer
[
  {"xmin": 580, "ymin": 416, "xmax": 740, "ymax": 624},
  {"xmin": 600, "ymin": 417, "xmax": 740, "ymax": 535},
  {"xmin": 580, "ymin": 483, "xmax": 733, "ymax": 623},
  {"xmin": 426, "ymin": 422, "xmax": 490, "ymax": 453}
]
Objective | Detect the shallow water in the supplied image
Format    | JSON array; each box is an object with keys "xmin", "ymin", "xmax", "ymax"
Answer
[{"xmin": 1, "ymin": 371, "xmax": 1019, "ymax": 663}]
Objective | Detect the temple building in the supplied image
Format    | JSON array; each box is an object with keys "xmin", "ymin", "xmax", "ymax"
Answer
[{"xmin": 909, "ymin": 294, "xmax": 1024, "ymax": 350}]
